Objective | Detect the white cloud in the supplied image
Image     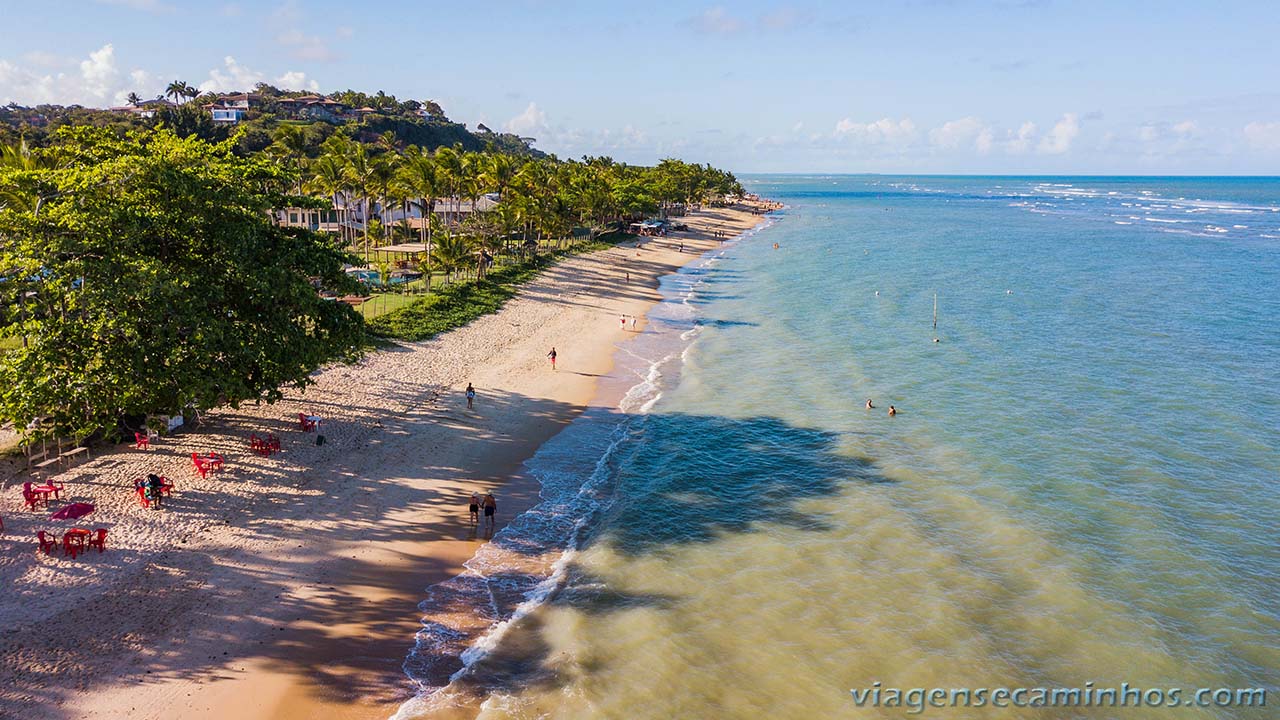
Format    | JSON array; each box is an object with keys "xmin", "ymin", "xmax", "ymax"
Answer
[
  {"xmin": 1007, "ymin": 121, "xmax": 1037, "ymax": 154},
  {"xmin": 690, "ymin": 6, "xmax": 743, "ymax": 34},
  {"xmin": 1037, "ymin": 112, "xmax": 1080, "ymax": 154},
  {"xmin": 79, "ymin": 45, "xmax": 121, "ymax": 98},
  {"xmin": 198, "ymin": 56, "xmax": 262, "ymax": 93},
  {"xmin": 505, "ymin": 102, "xmax": 548, "ymax": 136},
  {"xmin": 0, "ymin": 43, "xmax": 149, "ymax": 106},
  {"xmin": 929, "ymin": 116, "xmax": 988, "ymax": 150},
  {"xmin": 1135, "ymin": 119, "xmax": 1201, "ymax": 158},
  {"xmin": 198, "ymin": 56, "xmax": 319, "ymax": 94},
  {"xmin": 834, "ymin": 117, "xmax": 918, "ymax": 146},
  {"xmin": 496, "ymin": 102, "xmax": 657, "ymax": 159},
  {"xmin": 1243, "ymin": 121, "xmax": 1280, "ymax": 151},
  {"xmin": 275, "ymin": 71, "xmax": 320, "ymax": 92},
  {"xmin": 975, "ymin": 126, "xmax": 994, "ymax": 154}
]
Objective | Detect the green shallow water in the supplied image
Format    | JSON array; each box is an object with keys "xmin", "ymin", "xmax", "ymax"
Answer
[{"xmin": 406, "ymin": 176, "xmax": 1279, "ymax": 719}]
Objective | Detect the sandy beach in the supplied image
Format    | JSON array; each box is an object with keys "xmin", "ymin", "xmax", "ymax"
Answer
[{"xmin": 0, "ymin": 203, "xmax": 770, "ymax": 720}]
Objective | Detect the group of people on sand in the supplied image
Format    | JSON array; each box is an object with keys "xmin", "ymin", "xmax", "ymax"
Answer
[
  {"xmin": 865, "ymin": 398, "xmax": 897, "ymax": 416},
  {"xmin": 469, "ymin": 491, "xmax": 497, "ymax": 530},
  {"xmin": 619, "ymin": 314, "xmax": 638, "ymax": 332}
]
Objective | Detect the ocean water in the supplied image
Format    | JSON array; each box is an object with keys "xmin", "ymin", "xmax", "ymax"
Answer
[{"xmin": 398, "ymin": 176, "xmax": 1279, "ymax": 719}]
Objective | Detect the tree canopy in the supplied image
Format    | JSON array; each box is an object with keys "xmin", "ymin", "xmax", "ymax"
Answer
[{"xmin": 0, "ymin": 127, "xmax": 364, "ymax": 441}]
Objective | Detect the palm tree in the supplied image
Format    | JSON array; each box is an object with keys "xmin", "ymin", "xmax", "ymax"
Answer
[
  {"xmin": 0, "ymin": 139, "xmax": 60, "ymax": 213},
  {"xmin": 430, "ymin": 232, "xmax": 471, "ymax": 284},
  {"xmin": 480, "ymin": 152, "xmax": 519, "ymax": 201},
  {"xmin": 399, "ymin": 147, "xmax": 439, "ymax": 289},
  {"xmin": 271, "ymin": 124, "xmax": 308, "ymax": 192},
  {"xmin": 307, "ymin": 153, "xmax": 350, "ymax": 247},
  {"xmin": 368, "ymin": 153, "xmax": 400, "ymax": 250},
  {"xmin": 183, "ymin": 84, "xmax": 201, "ymax": 104},
  {"xmin": 377, "ymin": 130, "xmax": 399, "ymax": 155},
  {"xmin": 510, "ymin": 159, "xmax": 548, "ymax": 248},
  {"xmin": 343, "ymin": 142, "xmax": 375, "ymax": 261},
  {"xmin": 165, "ymin": 80, "xmax": 188, "ymax": 105},
  {"xmin": 432, "ymin": 144, "xmax": 465, "ymax": 228},
  {"xmin": 126, "ymin": 92, "xmax": 143, "ymax": 106}
]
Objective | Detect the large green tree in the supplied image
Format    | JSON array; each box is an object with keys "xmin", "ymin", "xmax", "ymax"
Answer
[{"xmin": 0, "ymin": 127, "xmax": 364, "ymax": 442}]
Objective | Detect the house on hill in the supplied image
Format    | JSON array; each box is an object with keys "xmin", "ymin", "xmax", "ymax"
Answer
[
  {"xmin": 278, "ymin": 95, "xmax": 348, "ymax": 122},
  {"xmin": 207, "ymin": 92, "xmax": 260, "ymax": 124},
  {"xmin": 109, "ymin": 98, "xmax": 175, "ymax": 119}
]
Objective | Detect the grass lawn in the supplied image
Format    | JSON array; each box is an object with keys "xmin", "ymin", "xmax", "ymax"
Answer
[{"xmin": 358, "ymin": 292, "xmax": 420, "ymax": 320}]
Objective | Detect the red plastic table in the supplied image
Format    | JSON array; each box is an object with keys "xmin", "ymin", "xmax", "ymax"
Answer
[{"xmin": 63, "ymin": 528, "xmax": 91, "ymax": 558}]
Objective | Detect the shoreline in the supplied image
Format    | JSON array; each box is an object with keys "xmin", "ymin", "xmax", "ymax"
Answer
[{"xmin": 0, "ymin": 203, "xmax": 772, "ymax": 720}]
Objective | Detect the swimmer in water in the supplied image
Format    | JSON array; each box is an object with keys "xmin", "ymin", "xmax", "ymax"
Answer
[
  {"xmin": 888, "ymin": 405, "xmax": 897, "ymax": 416},
  {"xmin": 865, "ymin": 399, "xmax": 874, "ymax": 409}
]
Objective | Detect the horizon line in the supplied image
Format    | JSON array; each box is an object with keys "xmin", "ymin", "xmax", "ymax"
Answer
[{"xmin": 735, "ymin": 172, "xmax": 1280, "ymax": 179}]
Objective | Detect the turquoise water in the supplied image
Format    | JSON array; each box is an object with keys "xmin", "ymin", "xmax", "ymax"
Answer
[{"xmin": 405, "ymin": 177, "xmax": 1279, "ymax": 719}]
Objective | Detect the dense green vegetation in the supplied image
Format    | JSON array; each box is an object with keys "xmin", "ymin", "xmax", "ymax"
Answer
[
  {"xmin": 0, "ymin": 84, "xmax": 744, "ymax": 444},
  {"xmin": 0, "ymin": 127, "xmax": 363, "ymax": 442},
  {"xmin": 0, "ymin": 83, "xmax": 536, "ymax": 159}
]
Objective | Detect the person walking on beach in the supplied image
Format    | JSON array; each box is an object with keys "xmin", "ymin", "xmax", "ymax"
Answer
[
  {"xmin": 469, "ymin": 492, "xmax": 480, "ymax": 524},
  {"xmin": 630, "ymin": 316, "xmax": 638, "ymax": 332},
  {"xmin": 620, "ymin": 315, "xmax": 627, "ymax": 331},
  {"xmin": 547, "ymin": 347, "xmax": 557, "ymax": 370},
  {"xmin": 465, "ymin": 383, "xmax": 476, "ymax": 410},
  {"xmin": 483, "ymin": 492, "xmax": 497, "ymax": 531}
]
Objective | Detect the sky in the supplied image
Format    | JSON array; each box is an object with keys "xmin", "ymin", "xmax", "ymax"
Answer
[{"xmin": 1, "ymin": 0, "xmax": 1278, "ymax": 174}]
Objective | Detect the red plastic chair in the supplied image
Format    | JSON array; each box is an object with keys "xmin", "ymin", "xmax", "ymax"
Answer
[
  {"xmin": 267, "ymin": 434, "xmax": 281, "ymax": 453},
  {"xmin": 134, "ymin": 432, "xmax": 150, "ymax": 450},
  {"xmin": 206, "ymin": 453, "xmax": 224, "ymax": 471},
  {"xmin": 250, "ymin": 434, "xmax": 273, "ymax": 457},
  {"xmin": 37, "ymin": 530, "xmax": 56, "ymax": 554},
  {"xmin": 191, "ymin": 452, "xmax": 209, "ymax": 478},
  {"xmin": 87, "ymin": 528, "xmax": 107, "ymax": 553},
  {"xmin": 160, "ymin": 477, "xmax": 174, "ymax": 497},
  {"xmin": 44, "ymin": 480, "xmax": 64, "ymax": 501},
  {"xmin": 23, "ymin": 486, "xmax": 43, "ymax": 511},
  {"xmin": 298, "ymin": 413, "xmax": 317, "ymax": 432}
]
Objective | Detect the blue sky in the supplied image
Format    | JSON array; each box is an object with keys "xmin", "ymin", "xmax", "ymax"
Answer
[{"xmin": 2, "ymin": 0, "xmax": 1278, "ymax": 173}]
